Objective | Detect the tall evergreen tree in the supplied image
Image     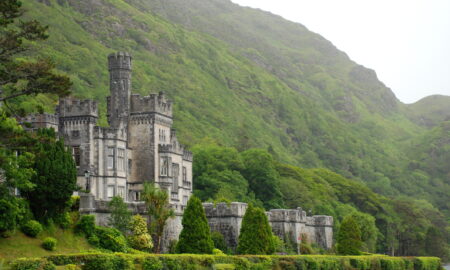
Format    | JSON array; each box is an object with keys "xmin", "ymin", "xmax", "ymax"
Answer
[
  {"xmin": 337, "ymin": 215, "xmax": 363, "ymax": 255},
  {"xmin": 24, "ymin": 129, "xmax": 77, "ymax": 221},
  {"xmin": 176, "ymin": 196, "xmax": 214, "ymax": 254},
  {"xmin": 237, "ymin": 205, "xmax": 275, "ymax": 255}
]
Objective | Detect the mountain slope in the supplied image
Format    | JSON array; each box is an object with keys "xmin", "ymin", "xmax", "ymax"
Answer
[
  {"xmin": 21, "ymin": 0, "xmax": 449, "ymax": 218},
  {"xmin": 405, "ymin": 95, "xmax": 450, "ymax": 127}
]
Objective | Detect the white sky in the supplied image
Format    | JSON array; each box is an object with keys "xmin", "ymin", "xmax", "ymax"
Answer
[{"xmin": 231, "ymin": 0, "xmax": 450, "ymax": 104}]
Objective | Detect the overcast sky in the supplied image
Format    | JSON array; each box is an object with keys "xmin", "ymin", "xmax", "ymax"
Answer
[{"xmin": 231, "ymin": 0, "xmax": 450, "ymax": 104}]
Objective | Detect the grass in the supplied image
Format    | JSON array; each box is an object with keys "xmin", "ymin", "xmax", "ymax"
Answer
[{"xmin": 0, "ymin": 228, "xmax": 94, "ymax": 262}]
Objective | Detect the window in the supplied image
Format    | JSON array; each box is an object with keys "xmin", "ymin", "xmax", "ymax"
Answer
[
  {"xmin": 182, "ymin": 166, "xmax": 187, "ymax": 181},
  {"xmin": 135, "ymin": 191, "xmax": 140, "ymax": 201},
  {"xmin": 71, "ymin": 130, "xmax": 80, "ymax": 137},
  {"xmin": 183, "ymin": 196, "xmax": 188, "ymax": 206},
  {"xmin": 128, "ymin": 159, "xmax": 132, "ymax": 174},
  {"xmin": 117, "ymin": 148, "xmax": 125, "ymax": 171},
  {"xmin": 107, "ymin": 147, "xmax": 115, "ymax": 169},
  {"xmin": 160, "ymin": 157, "xmax": 168, "ymax": 176},
  {"xmin": 107, "ymin": 185, "xmax": 115, "ymax": 199},
  {"xmin": 117, "ymin": 186, "xmax": 125, "ymax": 199},
  {"xmin": 72, "ymin": 146, "xmax": 81, "ymax": 167},
  {"xmin": 172, "ymin": 163, "xmax": 179, "ymax": 192}
]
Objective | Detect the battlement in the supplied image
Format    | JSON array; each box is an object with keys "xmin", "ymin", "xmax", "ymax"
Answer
[
  {"xmin": 203, "ymin": 202, "xmax": 248, "ymax": 218},
  {"xmin": 108, "ymin": 51, "xmax": 132, "ymax": 71},
  {"xmin": 267, "ymin": 207, "xmax": 307, "ymax": 223},
  {"xmin": 130, "ymin": 92, "xmax": 172, "ymax": 117},
  {"xmin": 306, "ymin": 215, "xmax": 333, "ymax": 227},
  {"xmin": 20, "ymin": 113, "xmax": 59, "ymax": 128},
  {"xmin": 57, "ymin": 98, "xmax": 98, "ymax": 118},
  {"xmin": 94, "ymin": 126, "xmax": 127, "ymax": 141}
]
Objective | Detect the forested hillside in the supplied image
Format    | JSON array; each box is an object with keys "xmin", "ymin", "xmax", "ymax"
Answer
[{"xmin": 16, "ymin": 0, "xmax": 450, "ymax": 256}]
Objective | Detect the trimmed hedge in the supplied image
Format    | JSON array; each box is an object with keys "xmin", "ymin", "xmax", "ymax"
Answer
[
  {"xmin": 11, "ymin": 258, "xmax": 55, "ymax": 270},
  {"xmin": 14, "ymin": 253, "xmax": 441, "ymax": 270}
]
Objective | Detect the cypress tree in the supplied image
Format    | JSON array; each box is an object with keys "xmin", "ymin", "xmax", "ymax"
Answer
[
  {"xmin": 337, "ymin": 215, "xmax": 362, "ymax": 255},
  {"xmin": 237, "ymin": 205, "xmax": 275, "ymax": 255},
  {"xmin": 176, "ymin": 196, "xmax": 214, "ymax": 254},
  {"xmin": 25, "ymin": 129, "xmax": 77, "ymax": 221}
]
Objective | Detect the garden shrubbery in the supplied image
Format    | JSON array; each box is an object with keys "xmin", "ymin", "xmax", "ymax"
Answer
[
  {"xmin": 42, "ymin": 237, "xmax": 57, "ymax": 251},
  {"xmin": 37, "ymin": 253, "xmax": 444, "ymax": 270},
  {"xmin": 21, "ymin": 220, "xmax": 43, "ymax": 237}
]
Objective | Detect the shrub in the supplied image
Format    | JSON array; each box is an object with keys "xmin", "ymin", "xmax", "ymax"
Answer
[
  {"xmin": 176, "ymin": 196, "xmax": 214, "ymax": 254},
  {"xmin": 108, "ymin": 196, "xmax": 132, "ymax": 234},
  {"xmin": 337, "ymin": 215, "xmax": 362, "ymax": 255},
  {"xmin": 22, "ymin": 220, "xmax": 43, "ymax": 237},
  {"xmin": 299, "ymin": 243, "xmax": 314, "ymax": 254},
  {"xmin": 213, "ymin": 248, "xmax": 225, "ymax": 255},
  {"xmin": 95, "ymin": 226, "xmax": 128, "ymax": 252},
  {"xmin": 128, "ymin": 215, "xmax": 153, "ymax": 251},
  {"xmin": 142, "ymin": 257, "xmax": 163, "ymax": 270},
  {"xmin": 65, "ymin": 265, "xmax": 78, "ymax": 270},
  {"xmin": 74, "ymin": 215, "xmax": 95, "ymax": 236},
  {"xmin": 56, "ymin": 212, "xmax": 72, "ymax": 229},
  {"xmin": 211, "ymin": 231, "xmax": 228, "ymax": 252},
  {"xmin": 68, "ymin": 196, "xmax": 80, "ymax": 212},
  {"xmin": 11, "ymin": 258, "xmax": 55, "ymax": 270},
  {"xmin": 237, "ymin": 205, "xmax": 275, "ymax": 255},
  {"xmin": 87, "ymin": 234, "xmax": 99, "ymax": 247},
  {"xmin": 0, "ymin": 199, "xmax": 18, "ymax": 235},
  {"xmin": 42, "ymin": 237, "xmax": 57, "ymax": 251}
]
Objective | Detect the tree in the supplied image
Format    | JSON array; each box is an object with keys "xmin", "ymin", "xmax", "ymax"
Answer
[
  {"xmin": 128, "ymin": 215, "xmax": 153, "ymax": 251},
  {"xmin": 141, "ymin": 182, "xmax": 174, "ymax": 253},
  {"xmin": 425, "ymin": 226, "xmax": 447, "ymax": 259},
  {"xmin": 240, "ymin": 149, "xmax": 283, "ymax": 209},
  {"xmin": 337, "ymin": 215, "xmax": 362, "ymax": 255},
  {"xmin": 176, "ymin": 196, "xmax": 214, "ymax": 254},
  {"xmin": 0, "ymin": 0, "xmax": 71, "ymax": 105},
  {"xmin": 349, "ymin": 211, "xmax": 378, "ymax": 252},
  {"xmin": 24, "ymin": 129, "xmax": 77, "ymax": 222},
  {"xmin": 108, "ymin": 196, "xmax": 132, "ymax": 234},
  {"xmin": 237, "ymin": 205, "xmax": 275, "ymax": 255}
]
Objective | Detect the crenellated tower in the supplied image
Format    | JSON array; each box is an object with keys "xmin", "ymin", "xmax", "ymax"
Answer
[{"xmin": 107, "ymin": 52, "xmax": 132, "ymax": 128}]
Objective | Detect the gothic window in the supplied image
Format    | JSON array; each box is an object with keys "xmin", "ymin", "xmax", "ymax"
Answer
[
  {"xmin": 182, "ymin": 166, "xmax": 187, "ymax": 182},
  {"xmin": 72, "ymin": 146, "xmax": 81, "ymax": 167},
  {"xmin": 107, "ymin": 185, "xmax": 115, "ymax": 199},
  {"xmin": 183, "ymin": 195, "xmax": 188, "ymax": 206},
  {"xmin": 117, "ymin": 186, "xmax": 125, "ymax": 199},
  {"xmin": 172, "ymin": 163, "xmax": 179, "ymax": 192},
  {"xmin": 107, "ymin": 147, "xmax": 115, "ymax": 169},
  {"xmin": 160, "ymin": 157, "xmax": 168, "ymax": 176},
  {"xmin": 117, "ymin": 148, "xmax": 125, "ymax": 171}
]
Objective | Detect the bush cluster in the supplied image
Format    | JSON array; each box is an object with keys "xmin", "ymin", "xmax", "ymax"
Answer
[
  {"xmin": 21, "ymin": 220, "xmax": 43, "ymax": 237},
  {"xmin": 74, "ymin": 215, "xmax": 95, "ymax": 236},
  {"xmin": 37, "ymin": 253, "xmax": 444, "ymax": 270},
  {"xmin": 94, "ymin": 226, "xmax": 128, "ymax": 252},
  {"xmin": 11, "ymin": 258, "xmax": 55, "ymax": 270},
  {"xmin": 42, "ymin": 237, "xmax": 57, "ymax": 251}
]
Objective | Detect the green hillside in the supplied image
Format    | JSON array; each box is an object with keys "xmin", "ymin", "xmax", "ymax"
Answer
[
  {"xmin": 15, "ymin": 0, "xmax": 449, "ymax": 255},
  {"xmin": 405, "ymin": 95, "xmax": 450, "ymax": 127}
]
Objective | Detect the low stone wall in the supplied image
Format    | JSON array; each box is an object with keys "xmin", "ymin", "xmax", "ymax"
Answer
[
  {"xmin": 203, "ymin": 203, "xmax": 333, "ymax": 251},
  {"xmin": 79, "ymin": 194, "xmax": 333, "ymax": 253}
]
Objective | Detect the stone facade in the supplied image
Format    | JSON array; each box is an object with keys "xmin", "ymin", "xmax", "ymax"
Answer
[
  {"xmin": 21, "ymin": 51, "xmax": 333, "ymax": 253},
  {"xmin": 203, "ymin": 202, "xmax": 333, "ymax": 251},
  {"xmin": 21, "ymin": 52, "xmax": 193, "ymax": 249}
]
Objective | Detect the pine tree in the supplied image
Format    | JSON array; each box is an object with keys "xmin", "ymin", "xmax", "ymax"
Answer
[
  {"xmin": 24, "ymin": 129, "xmax": 77, "ymax": 221},
  {"xmin": 337, "ymin": 215, "xmax": 362, "ymax": 255},
  {"xmin": 176, "ymin": 196, "xmax": 214, "ymax": 254},
  {"xmin": 237, "ymin": 205, "xmax": 275, "ymax": 255}
]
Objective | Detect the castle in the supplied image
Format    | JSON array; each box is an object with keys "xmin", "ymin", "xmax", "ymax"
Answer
[{"xmin": 21, "ymin": 52, "xmax": 333, "ymax": 252}]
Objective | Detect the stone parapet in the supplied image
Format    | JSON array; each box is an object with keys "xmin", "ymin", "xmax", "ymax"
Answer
[
  {"xmin": 58, "ymin": 98, "xmax": 98, "ymax": 118},
  {"xmin": 130, "ymin": 92, "xmax": 172, "ymax": 118},
  {"xmin": 267, "ymin": 207, "xmax": 307, "ymax": 223},
  {"xmin": 203, "ymin": 202, "xmax": 248, "ymax": 218}
]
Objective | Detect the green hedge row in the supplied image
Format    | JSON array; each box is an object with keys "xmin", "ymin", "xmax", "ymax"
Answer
[{"xmin": 10, "ymin": 253, "xmax": 442, "ymax": 270}]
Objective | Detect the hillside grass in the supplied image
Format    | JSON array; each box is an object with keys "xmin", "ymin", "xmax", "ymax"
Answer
[{"xmin": 0, "ymin": 229, "xmax": 94, "ymax": 262}]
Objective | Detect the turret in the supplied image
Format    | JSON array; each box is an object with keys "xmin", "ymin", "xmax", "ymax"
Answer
[{"xmin": 107, "ymin": 52, "xmax": 132, "ymax": 127}]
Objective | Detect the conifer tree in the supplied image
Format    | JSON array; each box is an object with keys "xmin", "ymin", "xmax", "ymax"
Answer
[
  {"xmin": 176, "ymin": 196, "xmax": 214, "ymax": 254},
  {"xmin": 237, "ymin": 205, "xmax": 275, "ymax": 255},
  {"xmin": 24, "ymin": 129, "xmax": 77, "ymax": 221},
  {"xmin": 337, "ymin": 215, "xmax": 363, "ymax": 255}
]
